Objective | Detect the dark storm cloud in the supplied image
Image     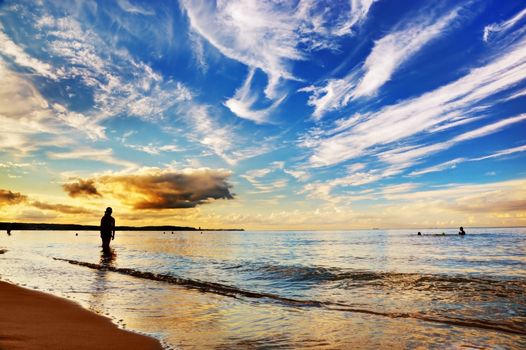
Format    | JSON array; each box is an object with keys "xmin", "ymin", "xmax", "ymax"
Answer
[
  {"xmin": 62, "ymin": 179, "xmax": 102, "ymax": 198},
  {"xmin": 0, "ymin": 189, "xmax": 27, "ymax": 206},
  {"xmin": 97, "ymin": 168, "xmax": 234, "ymax": 209}
]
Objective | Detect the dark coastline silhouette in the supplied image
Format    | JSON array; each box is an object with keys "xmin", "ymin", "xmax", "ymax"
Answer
[{"xmin": 0, "ymin": 222, "xmax": 243, "ymax": 231}]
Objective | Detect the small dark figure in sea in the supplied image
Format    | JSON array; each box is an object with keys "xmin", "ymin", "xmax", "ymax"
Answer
[
  {"xmin": 459, "ymin": 226, "xmax": 466, "ymax": 235},
  {"xmin": 6, "ymin": 229, "xmax": 11, "ymax": 236},
  {"xmin": 75, "ymin": 233, "xmax": 78, "ymax": 236},
  {"xmin": 100, "ymin": 207, "xmax": 115, "ymax": 251},
  {"xmin": 417, "ymin": 232, "xmax": 421, "ymax": 236}
]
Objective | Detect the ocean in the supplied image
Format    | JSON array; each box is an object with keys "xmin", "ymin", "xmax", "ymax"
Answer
[{"xmin": 1, "ymin": 228, "xmax": 525, "ymax": 349}]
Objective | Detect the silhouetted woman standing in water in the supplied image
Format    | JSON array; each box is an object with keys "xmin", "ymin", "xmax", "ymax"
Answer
[{"xmin": 100, "ymin": 207, "xmax": 115, "ymax": 251}]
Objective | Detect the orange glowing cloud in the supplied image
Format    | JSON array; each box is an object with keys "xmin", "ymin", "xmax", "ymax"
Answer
[{"xmin": 31, "ymin": 201, "xmax": 95, "ymax": 214}]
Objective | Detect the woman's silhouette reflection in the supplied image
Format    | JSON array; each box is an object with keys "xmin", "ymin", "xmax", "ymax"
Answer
[
  {"xmin": 88, "ymin": 248, "xmax": 117, "ymax": 314},
  {"xmin": 101, "ymin": 247, "xmax": 117, "ymax": 267}
]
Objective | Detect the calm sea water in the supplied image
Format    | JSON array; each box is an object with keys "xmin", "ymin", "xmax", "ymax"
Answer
[{"xmin": 1, "ymin": 228, "xmax": 525, "ymax": 349}]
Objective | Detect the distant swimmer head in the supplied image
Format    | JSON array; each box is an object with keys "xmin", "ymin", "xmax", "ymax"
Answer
[
  {"xmin": 105, "ymin": 207, "xmax": 113, "ymax": 214},
  {"xmin": 417, "ymin": 232, "xmax": 421, "ymax": 236}
]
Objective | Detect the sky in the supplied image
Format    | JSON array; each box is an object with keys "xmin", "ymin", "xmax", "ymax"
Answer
[{"xmin": 0, "ymin": 0, "xmax": 525, "ymax": 230}]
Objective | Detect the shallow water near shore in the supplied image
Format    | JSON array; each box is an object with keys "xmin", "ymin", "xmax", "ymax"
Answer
[{"xmin": 1, "ymin": 228, "xmax": 525, "ymax": 349}]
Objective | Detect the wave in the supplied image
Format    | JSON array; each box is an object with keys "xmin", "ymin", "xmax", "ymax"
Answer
[
  {"xmin": 226, "ymin": 262, "xmax": 526, "ymax": 297},
  {"xmin": 53, "ymin": 257, "xmax": 526, "ymax": 336},
  {"xmin": 226, "ymin": 262, "xmax": 394, "ymax": 282}
]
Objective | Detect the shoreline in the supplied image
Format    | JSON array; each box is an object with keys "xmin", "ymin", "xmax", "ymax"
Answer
[{"xmin": 0, "ymin": 280, "xmax": 163, "ymax": 350}]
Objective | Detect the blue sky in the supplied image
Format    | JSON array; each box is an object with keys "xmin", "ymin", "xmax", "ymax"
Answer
[{"xmin": 0, "ymin": 0, "xmax": 525, "ymax": 229}]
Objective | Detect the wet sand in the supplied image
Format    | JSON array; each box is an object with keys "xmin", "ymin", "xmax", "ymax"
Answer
[{"xmin": 0, "ymin": 281, "xmax": 162, "ymax": 350}]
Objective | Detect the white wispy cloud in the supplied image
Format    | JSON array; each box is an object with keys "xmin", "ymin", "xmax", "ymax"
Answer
[
  {"xmin": 0, "ymin": 27, "xmax": 58, "ymax": 79},
  {"xmin": 283, "ymin": 168, "xmax": 310, "ymax": 182},
  {"xmin": 380, "ymin": 183, "xmax": 418, "ymax": 194},
  {"xmin": 0, "ymin": 4, "xmax": 196, "ymax": 159},
  {"xmin": 378, "ymin": 114, "xmax": 526, "ymax": 166},
  {"xmin": 181, "ymin": 0, "xmax": 301, "ymax": 99},
  {"xmin": 36, "ymin": 15, "xmax": 190, "ymax": 123},
  {"xmin": 189, "ymin": 32, "xmax": 208, "ymax": 73},
  {"xmin": 241, "ymin": 162, "xmax": 290, "ymax": 193},
  {"xmin": 333, "ymin": 0, "xmax": 377, "ymax": 36},
  {"xmin": 408, "ymin": 159, "xmax": 464, "ymax": 177},
  {"xmin": 454, "ymin": 114, "xmax": 526, "ymax": 142},
  {"xmin": 0, "ymin": 162, "xmax": 31, "ymax": 169},
  {"xmin": 47, "ymin": 148, "xmax": 137, "ymax": 169},
  {"xmin": 410, "ymin": 144, "xmax": 526, "ymax": 176},
  {"xmin": 126, "ymin": 82, "xmax": 192, "ymax": 120},
  {"xmin": 428, "ymin": 115, "xmax": 485, "ymax": 133},
  {"xmin": 125, "ymin": 143, "xmax": 182, "ymax": 155},
  {"xmin": 51, "ymin": 103, "xmax": 105, "ymax": 140},
  {"xmin": 178, "ymin": 102, "xmax": 276, "ymax": 166},
  {"xmin": 245, "ymin": 177, "xmax": 289, "ymax": 194},
  {"xmin": 380, "ymin": 178, "xmax": 526, "ymax": 203},
  {"xmin": 298, "ymin": 113, "xmax": 526, "ymax": 202},
  {"xmin": 303, "ymin": 35, "xmax": 526, "ymax": 168},
  {"xmin": 353, "ymin": 9, "xmax": 458, "ymax": 98},
  {"xmin": 304, "ymin": 8, "xmax": 460, "ymax": 118},
  {"xmin": 483, "ymin": 7, "xmax": 526, "ymax": 42},
  {"xmin": 182, "ymin": 0, "xmax": 375, "ymax": 103},
  {"xmin": 224, "ymin": 68, "xmax": 285, "ymax": 123},
  {"xmin": 474, "ymin": 144, "xmax": 526, "ymax": 160},
  {"xmin": 502, "ymin": 87, "xmax": 526, "ymax": 102},
  {"xmin": 0, "ymin": 60, "xmax": 102, "ymax": 152},
  {"xmin": 0, "ymin": 160, "xmax": 47, "ymax": 179},
  {"xmin": 116, "ymin": 0, "xmax": 155, "ymax": 16},
  {"xmin": 299, "ymin": 72, "xmax": 359, "ymax": 120},
  {"xmin": 166, "ymin": 93, "xmax": 278, "ymax": 166},
  {"xmin": 184, "ymin": 104, "xmax": 235, "ymax": 164}
]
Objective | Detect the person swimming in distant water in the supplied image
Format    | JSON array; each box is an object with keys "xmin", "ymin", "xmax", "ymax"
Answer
[
  {"xmin": 459, "ymin": 226, "xmax": 466, "ymax": 235},
  {"xmin": 417, "ymin": 232, "xmax": 422, "ymax": 236},
  {"xmin": 100, "ymin": 207, "xmax": 115, "ymax": 251}
]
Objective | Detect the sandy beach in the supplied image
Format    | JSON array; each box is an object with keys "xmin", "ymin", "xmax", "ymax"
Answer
[{"xmin": 0, "ymin": 280, "xmax": 162, "ymax": 350}]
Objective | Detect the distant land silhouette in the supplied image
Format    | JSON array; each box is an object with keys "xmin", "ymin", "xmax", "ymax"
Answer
[{"xmin": 0, "ymin": 222, "xmax": 244, "ymax": 232}]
